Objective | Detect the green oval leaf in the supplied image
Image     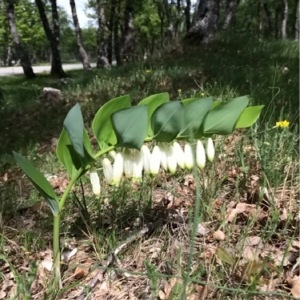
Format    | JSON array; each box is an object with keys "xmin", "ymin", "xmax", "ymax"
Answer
[
  {"xmin": 179, "ymin": 97, "xmax": 213, "ymax": 138},
  {"xmin": 56, "ymin": 128, "xmax": 81, "ymax": 179},
  {"xmin": 63, "ymin": 103, "xmax": 85, "ymax": 158},
  {"xmin": 203, "ymin": 96, "xmax": 249, "ymax": 135},
  {"xmin": 235, "ymin": 105, "xmax": 265, "ymax": 128},
  {"xmin": 112, "ymin": 105, "xmax": 148, "ymax": 149},
  {"xmin": 138, "ymin": 93, "xmax": 169, "ymax": 137},
  {"xmin": 151, "ymin": 101, "xmax": 184, "ymax": 142},
  {"xmin": 13, "ymin": 152, "xmax": 59, "ymax": 216},
  {"xmin": 92, "ymin": 95, "xmax": 131, "ymax": 150},
  {"xmin": 56, "ymin": 128, "xmax": 94, "ymax": 179}
]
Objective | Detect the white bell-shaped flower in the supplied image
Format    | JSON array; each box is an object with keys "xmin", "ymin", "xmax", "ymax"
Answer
[
  {"xmin": 123, "ymin": 149, "xmax": 133, "ymax": 178},
  {"xmin": 206, "ymin": 138, "xmax": 215, "ymax": 162},
  {"xmin": 109, "ymin": 150, "xmax": 116, "ymax": 159},
  {"xmin": 196, "ymin": 140, "xmax": 206, "ymax": 169},
  {"xmin": 89, "ymin": 170, "xmax": 101, "ymax": 197},
  {"xmin": 132, "ymin": 150, "xmax": 144, "ymax": 182},
  {"xmin": 158, "ymin": 143, "xmax": 168, "ymax": 171},
  {"xmin": 172, "ymin": 142, "xmax": 185, "ymax": 169},
  {"xmin": 184, "ymin": 142, "xmax": 194, "ymax": 170},
  {"xmin": 166, "ymin": 145, "xmax": 177, "ymax": 174},
  {"xmin": 150, "ymin": 145, "xmax": 161, "ymax": 175},
  {"xmin": 112, "ymin": 152, "xmax": 124, "ymax": 186},
  {"xmin": 141, "ymin": 145, "xmax": 151, "ymax": 174},
  {"xmin": 102, "ymin": 158, "xmax": 113, "ymax": 184}
]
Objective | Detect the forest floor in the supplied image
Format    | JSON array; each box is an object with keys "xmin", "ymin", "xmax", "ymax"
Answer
[{"xmin": 0, "ymin": 36, "xmax": 299, "ymax": 299}]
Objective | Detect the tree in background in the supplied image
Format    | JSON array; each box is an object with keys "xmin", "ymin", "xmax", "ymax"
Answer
[
  {"xmin": 69, "ymin": 0, "xmax": 91, "ymax": 70},
  {"xmin": 0, "ymin": 0, "xmax": 298, "ymax": 73},
  {"xmin": 5, "ymin": 0, "xmax": 35, "ymax": 78},
  {"xmin": 296, "ymin": 0, "xmax": 299, "ymax": 39},
  {"xmin": 95, "ymin": 0, "xmax": 110, "ymax": 68},
  {"xmin": 122, "ymin": 0, "xmax": 135, "ymax": 61},
  {"xmin": 35, "ymin": 0, "xmax": 66, "ymax": 77}
]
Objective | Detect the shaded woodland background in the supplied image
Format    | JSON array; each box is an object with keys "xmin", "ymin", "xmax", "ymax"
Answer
[{"xmin": 0, "ymin": 0, "xmax": 299, "ymax": 78}]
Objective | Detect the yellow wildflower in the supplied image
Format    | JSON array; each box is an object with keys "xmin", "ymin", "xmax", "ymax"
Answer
[
  {"xmin": 275, "ymin": 120, "xmax": 290, "ymax": 128},
  {"xmin": 145, "ymin": 69, "xmax": 152, "ymax": 73}
]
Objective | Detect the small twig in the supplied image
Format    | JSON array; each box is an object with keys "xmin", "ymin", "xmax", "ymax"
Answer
[{"xmin": 75, "ymin": 226, "xmax": 150, "ymax": 300}]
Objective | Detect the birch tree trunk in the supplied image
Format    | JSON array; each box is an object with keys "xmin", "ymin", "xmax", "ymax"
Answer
[
  {"xmin": 114, "ymin": 0, "xmax": 122, "ymax": 66},
  {"xmin": 282, "ymin": 0, "xmax": 288, "ymax": 39},
  {"xmin": 5, "ymin": 0, "xmax": 35, "ymax": 78},
  {"xmin": 96, "ymin": 0, "xmax": 110, "ymax": 68},
  {"xmin": 69, "ymin": 0, "xmax": 91, "ymax": 70},
  {"xmin": 35, "ymin": 0, "xmax": 66, "ymax": 77}
]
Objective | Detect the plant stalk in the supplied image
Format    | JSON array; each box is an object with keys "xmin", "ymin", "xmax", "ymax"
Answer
[{"xmin": 53, "ymin": 214, "xmax": 62, "ymax": 289}]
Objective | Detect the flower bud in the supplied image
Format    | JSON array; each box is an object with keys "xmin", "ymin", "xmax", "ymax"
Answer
[
  {"xmin": 172, "ymin": 142, "xmax": 185, "ymax": 169},
  {"xmin": 206, "ymin": 138, "xmax": 215, "ymax": 162},
  {"xmin": 123, "ymin": 149, "xmax": 133, "ymax": 178},
  {"xmin": 112, "ymin": 152, "xmax": 124, "ymax": 186},
  {"xmin": 159, "ymin": 143, "xmax": 168, "ymax": 171},
  {"xmin": 150, "ymin": 145, "xmax": 161, "ymax": 175},
  {"xmin": 141, "ymin": 145, "xmax": 151, "ymax": 174},
  {"xmin": 166, "ymin": 145, "xmax": 177, "ymax": 174},
  {"xmin": 89, "ymin": 170, "xmax": 101, "ymax": 197},
  {"xmin": 109, "ymin": 150, "xmax": 116, "ymax": 159},
  {"xmin": 196, "ymin": 140, "xmax": 206, "ymax": 169},
  {"xmin": 102, "ymin": 158, "xmax": 113, "ymax": 184},
  {"xmin": 132, "ymin": 150, "xmax": 144, "ymax": 182},
  {"xmin": 184, "ymin": 142, "xmax": 194, "ymax": 170}
]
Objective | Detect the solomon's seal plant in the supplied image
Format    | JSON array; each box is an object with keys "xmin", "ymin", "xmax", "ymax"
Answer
[{"xmin": 13, "ymin": 93, "xmax": 264, "ymax": 288}]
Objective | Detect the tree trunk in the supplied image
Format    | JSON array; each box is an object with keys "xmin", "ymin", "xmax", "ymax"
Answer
[
  {"xmin": 184, "ymin": 0, "xmax": 191, "ymax": 32},
  {"xmin": 222, "ymin": 0, "xmax": 240, "ymax": 30},
  {"xmin": 5, "ymin": 1, "xmax": 35, "ymax": 78},
  {"xmin": 263, "ymin": 1, "xmax": 272, "ymax": 36},
  {"xmin": 35, "ymin": 0, "xmax": 66, "ymax": 77},
  {"xmin": 185, "ymin": 0, "xmax": 220, "ymax": 44},
  {"xmin": 114, "ymin": 0, "xmax": 122, "ymax": 66},
  {"xmin": 295, "ymin": 0, "xmax": 300, "ymax": 39},
  {"xmin": 163, "ymin": 0, "xmax": 175, "ymax": 39},
  {"xmin": 6, "ymin": 44, "xmax": 13, "ymax": 67},
  {"xmin": 69, "ymin": 0, "xmax": 91, "ymax": 70},
  {"xmin": 96, "ymin": 0, "xmax": 110, "ymax": 68},
  {"xmin": 257, "ymin": 0, "xmax": 263, "ymax": 36},
  {"xmin": 275, "ymin": 6, "xmax": 280, "ymax": 38},
  {"xmin": 282, "ymin": 0, "xmax": 288, "ymax": 39},
  {"xmin": 122, "ymin": 0, "xmax": 135, "ymax": 61},
  {"xmin": 108, "ymin": 7, "xmax": 113, "ymax": 65}
]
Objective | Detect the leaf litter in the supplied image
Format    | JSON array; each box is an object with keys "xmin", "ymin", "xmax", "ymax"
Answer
[{"xmin": 0, "ymin": 134, "xmax": 299, "ymax": 299}]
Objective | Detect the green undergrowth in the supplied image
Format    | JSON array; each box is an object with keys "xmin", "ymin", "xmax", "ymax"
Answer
[{"xmin": 0, "ymin": 35, "xmax": 299, "ymax": 299}]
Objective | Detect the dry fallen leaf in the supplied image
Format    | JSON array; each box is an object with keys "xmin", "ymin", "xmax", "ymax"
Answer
[
  {"xmin": 0, "ymin": 291, "xmax": 6, "ymax": 300},
  {"xmin": 287, "ymin": 275, "xmax": 300, "ymax": 299},
  {"xmin": 226, "ymin": 203, "xmax": 257, "ymax": 222},
  {"xmin": 241, "ymin": 236, "xmax": 264, "ymax": 260},
  {"xmin": 197, "ymin": 223, "xmax": 209, "ymax": 236}
]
